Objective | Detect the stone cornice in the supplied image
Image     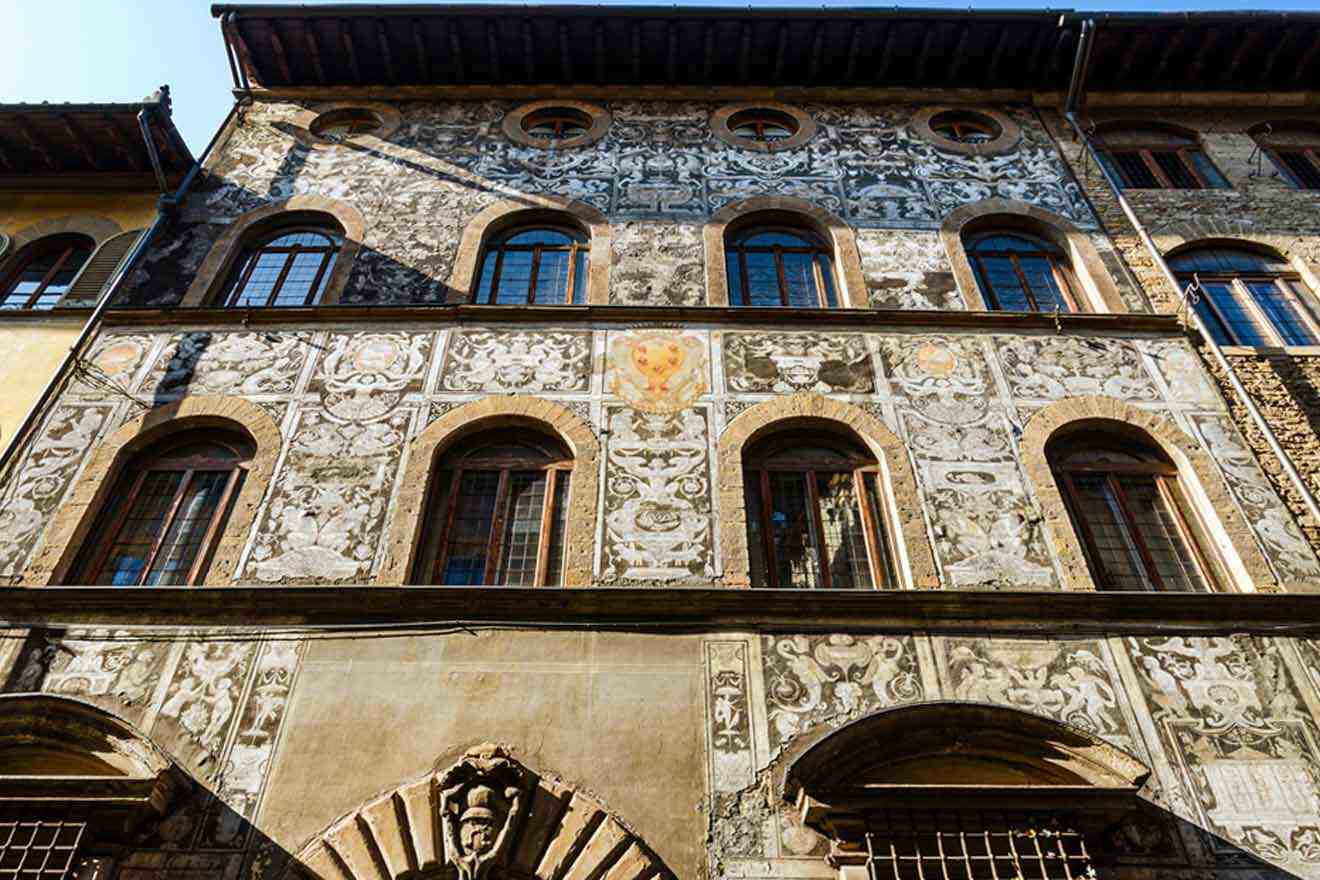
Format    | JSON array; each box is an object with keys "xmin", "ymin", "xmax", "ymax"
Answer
[
  {"xmin": 3, "ymin": 587, "xmax": 1317, "ymax": 636},
  {"xmin": 102, "ymin": 304, "xmax": 1187, "ymax": 336}
]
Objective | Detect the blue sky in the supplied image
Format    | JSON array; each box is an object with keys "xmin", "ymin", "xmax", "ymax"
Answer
[{"xmin": 5, "ymin": 0, "xmax": 1320, "ymax": 153}]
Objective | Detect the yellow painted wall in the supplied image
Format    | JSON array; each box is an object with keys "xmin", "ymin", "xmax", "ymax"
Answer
[
  {"xmin": 0, "ymin": 191, "xmax": 159, "ymax": 456},
  {"xmin": 0, "ymin": 191, "xmax": 158, "ymax": 237}
]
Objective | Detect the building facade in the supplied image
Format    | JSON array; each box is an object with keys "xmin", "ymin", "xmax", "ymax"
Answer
[
  {"xmin": 0, "ymin": 91, "xmax": 193, "ymax": 455},
  {"xmin": 2, "ymin": 7, "xmax": 1320, "ymax": 880}
]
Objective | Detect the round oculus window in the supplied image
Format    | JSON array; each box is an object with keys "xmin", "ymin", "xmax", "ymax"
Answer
[
  {"xmin": 929, "ymin": 111, "xmax": 1001, "ymax": 145},
  {"xmin": 521, "ymin": 107, "xmax": 594, "ymax": 141},
  {"xmin": 727, "ymin": 108, "xmax": 801, "ymax": 145},
  {"xmin": 310, "ymin": 108, "xmax": 385, "ymax": 140}
]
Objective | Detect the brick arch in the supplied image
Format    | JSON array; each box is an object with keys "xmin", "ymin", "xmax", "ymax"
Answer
[
  {"xmin": 180, "ymin": 195, "xmax": 367, "ymax": 307},
  {"xmin": 1019, "ymin": 395, "xmax": 1275, "ymax": 592},
  {"xmin": 716, "ymin": 393, "xmax": 938, "ymax": 589},
  {"xmin": 23, "ymin": 396, "xmax": 282, "ymax": 586},
  {"xmin": 704, "ymin": 195, "xmax": 867, "ymax": 308},
  {"xmin": 447, "ymin": 196, "xmax": 610, "ymax": 305},
  {"xmin": 377, "ymin": 396, "xmax": 600, "ymax": 587},
  {"xmin": 940, "ymin": 198, "xmax": 1130, "ymax": 313}
]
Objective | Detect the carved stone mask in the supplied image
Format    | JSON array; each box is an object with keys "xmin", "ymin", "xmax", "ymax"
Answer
[{"xmin": 439, "ymin": 745, "xmax": 529, "ymax": 880}]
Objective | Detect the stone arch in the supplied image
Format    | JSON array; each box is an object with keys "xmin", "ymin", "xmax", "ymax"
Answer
[
  {"xmin": 4, "ymin": 215, "xmax": 122, "ymax": 255},
  {"xmin": 181, "ymin": 195, "xmax": 367, "ymax": 307},
  {"xmin": 1154, "ymin": 225, "xmax": 1320, "ymax": 308},
  {"xmin": 377, "ymin": 396, "xmax": 599, "ymax": 586},
  {"xmin": 287, "ymin": 743, "xmax": 675, "ymax": 880},
  {"xmin": 940, "ymin": 198, "xmax": 1130, "ymax": 313},
  {"xmin": 1019, "ymin": 395, "xmax": 1276, "ymax": 592},
  {"xmin": 448, "ymin": 197, "xmax": 610, "ymax": 305},
  {"xmin": 704, "ymin": 195, "xmax": 867, "ymax": 308},
  {"xmin": 24, "ymin": 395, "xmax": 282, "ymax": 586},
  {"xmin": 717, "ymin": 393, "xmax": 937, "ymax": 589},
  {"xmin": 0, "ymin": 693, "xmax": 190, "ymax": 826}
]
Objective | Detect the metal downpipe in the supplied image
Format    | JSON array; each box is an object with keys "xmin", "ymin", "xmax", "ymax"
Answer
[{"xmin": 1062, "ymin": 18, "xmax": 1320, "ymax": 532}]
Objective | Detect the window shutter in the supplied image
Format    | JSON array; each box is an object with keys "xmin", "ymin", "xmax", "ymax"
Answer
[
  {"xmin": 62, "ymin": 229, "xmax": 142, "ymax": 305},
  {"xmin": 0, "ymin": 232, "xmax": 10, "ymax": 262}
]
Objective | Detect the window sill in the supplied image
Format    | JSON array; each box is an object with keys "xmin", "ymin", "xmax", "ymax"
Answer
[{"xmin": 1218, "ymin": 345, "xmax": 1320, "ymax": 358}]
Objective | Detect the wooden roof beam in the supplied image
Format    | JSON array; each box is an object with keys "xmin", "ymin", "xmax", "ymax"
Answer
[
  {"xmin": 485, "ymin": 21, "xmax": 501, "ymax": 83},
  {"xmin": 666, "ymin": 21, "xmax": 678, "ymax": 84},
  {"xmin": 60, "ymin": 115, "xmax": 103, "ymax": 171},
  {"xmin": 1225, "ymin": 27, "xmax": 1266, "ymax": 84},
  {"xmin": 594, "ymin": 21, "xmax": 607, "ymax": 84},
  {"xmin": 102, "ymin": 115, "xmax": 147, "ymax": 171},
  {"xmin": 13, "ymin": 117, "xmax": 57, "ymax": 170},
  {"xmin": 946, "ymin": 24, "xmax": 972, "ymax": 82},
  {"xmin": 1152, "ymin": 27, "xmax": 1188, "ymax": 82},
  {"xmin": 521, "ymin": 20, "xmax": 535, "ymax": 81},
  {"xmin": 446, "ymin": 20, "xmax": 465, "ymax": 83},
  {"xmin": 1050, "ymin": 26, "xmax": 1076, "ymax": 80},
  {"xmin": 302, "ymin": 20, "xmax": 327, "ymax": 85},
  {"xmin": 1188, "ymin": 28, "xmax": 1221, "ymax": 83},
  {"xmin": 773, "ymin": 22, "xmax": 790, "ymax": 83},
  {"xmin": 412, "ymin": 21, "xmax": 429, "ymax": 82},
  {"xmin": 269, "ymin": 24, "xmax": 294, "ymax": 83},
  {"xmin": 1293, "ymin": 30, "xmax": 1320, "ymax": 85},
  {"xmin": 631, "ymin": 21, "xmax": 642, "ymax": 83},
  {"xmin": 0, "ymin": 141, "xmax": 14, "ymax": 173},
  {"xmin": 988, "ymin": 24, "xmax": 1013, "ymax": 84},
  {"xmin": 558, "ymin": 21, "xmax": 572, "ymax": 83},
  {"xmin": 339, "ymin": 19, "xmax": 363, "ymax": 84},
  {"xmin": 914, "ymin": 23, "xmax": 941, "ymax": 83},
  {"xmin": 844, "ymin": 22, "xmax": 864, "ymax": 83},
  {"xmin": 1114, "ymin": 31, "xmax": 1145, "ymax": 88},
  {"xmin": 808, "ymin": 21, "xmax": 825, "ymax": 83},
  {"xmin": 737, "ymin": 22, "xmax": 751, "ymax": 82},
  {"xmin": 873, "ymin": 23, "xmax": 897, "ymax": 84},
  {"xmin": 377, "ymin": 19, "xmax": 397, "ymax": 83},
  {"xmin": 1259, "ymin": 27, "xmax": 1294, "ymax": 85},
  {"xmin": 702, "ymin": 21, "xmax": 716, "ymax": 82}
]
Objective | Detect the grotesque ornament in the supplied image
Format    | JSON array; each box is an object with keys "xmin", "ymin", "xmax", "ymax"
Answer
[{"xmin": 439, "ymin": 744, "xmax": 530, "ymax": 880}]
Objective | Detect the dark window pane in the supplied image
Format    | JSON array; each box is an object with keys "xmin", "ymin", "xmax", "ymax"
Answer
[
  {"xmin": 494, "ymin": 471, "xmax": 547, "ymax": 586},
  {"xmin": 1065, "ymin": 474, "xmax": 1152, "ymax": 590},
  {"xmin": 506, "ymin": 228, "xmax": 575, "ymax": 247},
  {"xmin": 492, "ymin": 250, "xmax": 535, "ymax": 305},
  {"xmin": 816, "ymin": 255, "xmax": 839, "ymax": 308},
  {"xmin": 542, "ymin": 476, "xmax": 569, "ymax": 586},
  {"xmin": 143, "ymin": 471, "xmax": 233, "ymax": 586},
  {"xmin": 768, "ymin": 472, "xmax": 821, "ymax": 587},
  {"xmin": 1151, "ymin": 151, "xmax": 1200, "ymax": 188},
  {"xmin": 863, "ymin": 473, "xmax": 898, "ymax": 589},
  {"xmin": 1115, "ymin": 475, "xmax": 1207, "ymax": 592},
  {"xmin": 1276, "ymin": 150, "xmax": 1320, "ymax": 189},
  {"xmin": 1187, "ymin": 150, "xmax": 1229, "ymax": 188},
  {"xmin": 726, "ymin": 253, "xmax": 745, "ymax": 305},
  {"xmin": 1108, "ymin": 151, "xmax": 1160, "ymax": 188},
  {"xmin": 1017, "ymin": 256, "xmax": 1070, "ymax": 312},
  {"xmin": 441, "ymin": 471, "xmax": 501, "ymax": 585},
  {"xmin": 743, "ymin": 231, "xmax": 814, "ymax": 248},
  {"xmin": 973, "ymin": 256, "xmax": 1030, "ymax": 311},
  {"xmin": 744, "ymin": 474, "xmax": 770, "ymax": 587},
  {"xmin": 1197, "ymin": 281, "xmax": 1270, "ymax": 346},
  {"xmin": 571, "ymin": 251, "xmax": 588, "ymax": 305},
  {"xmin": 96, "ymin": 471, "xmax": 185, "ymax": 586},
  {"xmin": 475, "ymin": 252, "xmax": 499, "ymax": 303},
  {"xmin": 743, "ymin": 251, "xmax": 782, "ymax": 307},
  {"xmin": 780, "ymin": 251, "xmax": 820, "ymax": 308}
]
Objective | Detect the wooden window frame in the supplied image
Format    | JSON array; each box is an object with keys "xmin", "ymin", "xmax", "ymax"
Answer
[
  {"xmin": 426, "ymin": 439, "xmax": 572, "ymax": 587},
  {"xmin": 222, "ymin": 226, "xmax": 342, "ymax": 308},
  {"xmin": 1266, "ymin": 147, "xmax": 1320, "ymax": 189},
  {"xmin": 0, "ymin": 235, "xmax": 95, "ymax": 310},
  {"xmin": 1175, "ymin": 268, "xmax": 1320, "ymax": 347},
  {"xmin": 744, "ymin": 435, "xmax": 897, "ymax": 590},
  {"xmin": 521, "ymin": 108, "xmax": 593, "ymax": 140},
  {"xmin": 966, "ymin": 232, "xmax": 1079, "ymax": 313},
  {"xmin": 727, "ymin": 109, "xmax": 801, "ymax": 145},
  {"xmin": 1103, "ymin": 145, "xmax": 1218, "ymax": 189},
  {"xmin": 726, "ymin": 225, "xmax": 838, "ymax": 309},
  {"xmin": 73, "ymin": 439, "xmax": 251, "ymax": 587},
  {"xmin": 1053, "ymin": 445, "xmax": 1222, "ymax": 593},
  {"xmin": 474, "ymin": 225, "xmax": 589, "ymax": 306}
]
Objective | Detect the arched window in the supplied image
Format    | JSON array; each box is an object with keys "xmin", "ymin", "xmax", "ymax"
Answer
[
  {"xmin": 966, "ymin": 232, "xmax": 1078, "ymax": 312},
  {"xmin": 1251, "ymin": 122, "xmax": 1320, "ymax": 190},
  {"xmin": 1050, "ymin": 438, "xmax": 1220, "ymax": 592},
  {"xmin": 725, "ymin": 225, "xmax": 839, "ymax": 309},
  {"xmin": 521, "ymin": 107, "xmax": 592, "ymax": 140},
  {"xmin": 473, "ymin": 225, "xmax": 589, "ymax": 306},
  {"xmin": 1096, "ymin": 124, "xmax": 1227, "ymax": 190},
  {"xmin": 220, "ymin": 225, "xmax": 343, "ymax": 307},
  {"xmin": 743, "ymin": 431, "xmax": 897, "ymax": 589},
  {"xmin": 69, "ymin": 431, "xmax": 254, "ymax": 586},
  {"xmin": 416, "ymin": 430, "xmax": 572, "ymax": 586},
  {"xmin": 1169, "ymin": 246, "xmax": 1319, "ymax": 347},
  {"xmin": 930, "ymin": 110, "xmax": 999, "ymax": 145},
  {"xmin": 0, "ymin": 234, "xmax": 95, "ymax": 310},
  {"xmin": 728, "ymin": 108, "xmax": 799, "ymax": 145}
]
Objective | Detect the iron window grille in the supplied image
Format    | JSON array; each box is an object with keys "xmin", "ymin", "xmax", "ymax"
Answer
[
  {"xmin": 69, "ymin": 434, "xmax": 252, "ymax": 587},
  {"xmin": 725, "ymin": 226, "xmax": 839, "ymax": 309},
  {"xmin": 728, "ymin": 108, "xmax": 800, "ymax": 145},
  {"xmin": 967, "ymin": 233, "xmax": 1078, "ymax": 313},
  {"xmin": 521, "ymin": 107, "xmax": 593, "ymax": 140},
  {"xmin": 418, "ymin": 432, "xmax": 572, "ymax": 586},
  {"xmin": 1096, "ymin": 127, "xmax": 1227, "ymax": 190},
  {"xmin": 1267, "ymin": 147, "xmax": 1320, "ymax": 189},
  {"xmin": 221, "ymin": 227, "xmax": 343, "ymax": 307},
  {"xmin": 474, "ymin": 225, "xmax": 589, "ymax": 306},
  {"xmin": 0, "ymin": 819, "xmax": 87, "ymax": 880},
  {"xmin": 1170, "ymin": 247, "xmax": 1320, "ymax": 347},
  {"xmin": 0, "ymin": 235, "xmax": 95, "ymax": 311},
  {"xmin": 864, "ymin": 811, "xmax": 1094, "ymax": 880},
  {"xmin": 930, "ymin": 111, "xmax": 1000, "ymax": 145},
  {"xmin": 743, "ymin": 432, "xmax": 898, "ymax": 589},
  {"xmin": 1052, "ymin": 441, "xmax": 1220, "ymax": 593}
]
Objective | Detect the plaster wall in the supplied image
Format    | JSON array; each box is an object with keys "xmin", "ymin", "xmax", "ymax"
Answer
[
  {"xmin": 0, "ymin": 317, "xmax": 82, "ymax": 453},
  {"xmin": 0, "ymin": 191, "xmax": 157, "ymax": 239}
]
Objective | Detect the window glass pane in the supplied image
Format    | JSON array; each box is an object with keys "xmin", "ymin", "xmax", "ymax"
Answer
[
  {"xmin": 744, "ymin": 474, "xmax": 770, "ymax": 587},
  {"xmin": 273, "ymin": 251, "xmax": 329, "ymax": 306},
  {"xmin": 441, "ymin": 471, "xmax": 501, "ymax": 585},
  {"xmin": 815, "ymin": 255, "xmax": 838, "ymax": 308},
  {"xmin": 95, "ymin": 471, "xmax": 186, "ymax": 586},
  {"xmin": 506, "ymin": 228, "xmax": 575, "ymax": 246},
  {"xmin": 1186, "ymin": 150, "xmax": 1228, "ymax": 188},
  {"xmin": 542, "ymin": 476, "xmax": 569, "ymax": 586},
  {"xmin": 1017, "ymin": 256, "xmax": 1070, "ymax": 312},
  {"xmin": 571, "ymin": 251, "xmax": 588, "ymax": 305},
  {"xmin": 475, "ymin": 252, "xmax": 499, "ymax": 304},
  {"xmin": 1170, "ymin": 248, "xmax": 1284, "ymax": 274},
  {"xmin": 229, "ymin": 251, "xmax": 289, "ymax": 307},
  {"xmin": 743, "ymin": 251, "xmax": 782, "ymax": 307},
  {"xmin": 1245, "ymin": 279, "xmax": 1317, "ymax": 346},
  {"xmin": 726, "ymin": 253, "xmax": 745, "ymax": 305},
  {"xmin": 815, "ymin": 472, "xmax": 871, "ymax": 589},
  {"xmin": 144, "ymin": 470, "xmax": 233, "ymax": 586},
  {"xmin": 863, "ymin": 473, "xmax": 898, "ymax": 589},
  {"xmin": 973, "ymin": 256, "xmax": 1030, "ymax": 311},
  {"xmin": 1116, "ymin": 475, "xmax": 1207, "ymax": 592},
  {"xmin": 493, "ymin": 471, "xmax": 547, "ymax": 586},
  {"xmin": 1197, "ymin": 281, "xmax": 1271, "ymax": 346},
  {"xmin": 742, "ymin": 231, "xmax": 814, "ymax": 248},
  {"xmin": 768, "ymin": 472, "xmax": 822, "ymax": 587},
  {"xmin": 970, "ymin": 235, "xmax": 1047, "ymax": 254},
  {"xmin": 492, "ymin": 250, "xmax": 535, "ymax": 305},
  {"xmin": 533, "ymin": 250, "xmax": 572, "ymax": 305},
  {"xmin": 1152, "ymin": 151, "xmax": 1200, "ymax": 188},
  {"xmin": 1065, "ymin": 474, "xmax": 1152, "ymax": 591},
  {"xmin": 1276, "ymin": 150, "xmax": 1320, "ymax": 189},
  {"xmin": 780, "ymin": 251, "xmax": 821, "ymax": 308}
]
